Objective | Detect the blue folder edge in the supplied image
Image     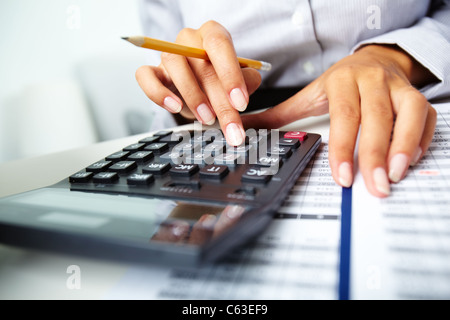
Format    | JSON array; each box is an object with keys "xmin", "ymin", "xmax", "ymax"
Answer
[{"xmin": 339, "ymin": 187, "xmax": 352, "ymax": 300}]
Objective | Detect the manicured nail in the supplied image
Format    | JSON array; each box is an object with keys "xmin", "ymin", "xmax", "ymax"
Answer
[
  {"xmin": 373, "ymin": 167, "xmax": 391, "ymax": 196},
  {"xmin": 389, "ymin": 154, "xmax": 409, "ymax": 183},
  {"xmin": 411, "ymin": 147, "xmax": 422, "ymax": 166},
  {"xmin": 196, "ymin": 103, "xmax": 216, "ymax": 125},
  {"xmin": 201, "ymin": 214, "xmax": 217, "ymax": 228},
  {"xmin": 230, "ymin": 88, "xmax": 247, "ymax": 112},
  {"xmin": 338, "ymin": 162, "xmax": 353, "ymax": 188},
  {"xmin": 226, "ymin": 123, "xmax": 245, "ymax": 146},
  {"xmin": 163, "ymin": 96, "xmax": 182, "ymax": 113},
  {"xmin": 225, "ymin": 205, "xmax": 245, "ymax": 219}
]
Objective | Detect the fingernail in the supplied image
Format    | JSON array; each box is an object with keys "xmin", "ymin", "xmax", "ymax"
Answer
[
  {"xmin": 338, "ymin": 162, "xmax": 353, "ymax": 188},
  {"xmin": 201, "ymin": 214, "xmax": 217, "ymax": 229},
  {"xmin": 389, "ymin": 154, "xmax": 409, "ymax": 183},
  {"xmin": 373, "ymin": 167, "xmax": 390, "ymax": 196},
  {"xmin": 163, "ymin": 96, "xmax": 182, "ymax": 113},
  {"xmin": 196, "ymin": 103, "xmax": 216, "ymax": 125},
  {"xmin": 411, "ymin": 147, "xmax": 423, "ymax": 166},
  {"xmin": 230, "ymin": 88, "xmax": 247, "ymax": 112},
  {"xmin": 224, "ymin": 205, "xmax": 245, "ymax": 220},
  {"xmin": 226, "ymin": 123, "xmax": 245, "ymax": 146}
]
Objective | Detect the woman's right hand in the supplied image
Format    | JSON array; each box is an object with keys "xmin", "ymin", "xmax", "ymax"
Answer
[{"xmin": 135, "ymin": 20, "xmax": 262, "ymax": 146}]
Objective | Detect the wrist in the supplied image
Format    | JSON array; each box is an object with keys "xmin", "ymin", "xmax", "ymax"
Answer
[{"xmin": 356, "ymin": 44, "xmax": 437, "ymax": 87}]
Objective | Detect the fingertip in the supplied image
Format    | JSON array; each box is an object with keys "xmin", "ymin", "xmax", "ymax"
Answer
[
  {"xmin": 230, "ymin": 88, "xmax": 248, "ymax": 112},
  {"xmin": 225, "ymin": 122, "xmax": 246, "ymax": 146},
  {"xmin": 163, "ymin": 96, "xmax": 183, "ymax": 113},
  {"xmin": 337, "ymin": 162, "xmax": 354, "ymax": 188},
  {"xmin": 372, "ymin": 167, "xmax": 391, "ymax": 197}
]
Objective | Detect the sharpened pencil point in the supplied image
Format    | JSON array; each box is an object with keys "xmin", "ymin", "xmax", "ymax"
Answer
[{"xmin": 121, "ymin": 37, "xmax": 129, "ymax": 40}]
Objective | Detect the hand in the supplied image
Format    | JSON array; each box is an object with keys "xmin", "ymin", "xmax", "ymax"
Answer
[
  {"xmin": 135, "ymin": 20, "xmax": 262, "ymax": 146},
  {"xmin": 242, "ymin": 44, "xmax": 437, "ymax": 197}
]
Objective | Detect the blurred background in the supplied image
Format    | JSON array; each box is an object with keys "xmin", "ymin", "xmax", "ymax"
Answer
[{"xmin": 0, "ymin": 0, "xmax": 163, "ymax": 164}]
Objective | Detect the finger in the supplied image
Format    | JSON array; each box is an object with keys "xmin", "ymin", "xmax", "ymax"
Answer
[
  {"xmin": 413, "ymin": 105, "xmax": 437, "ymax": 165},
  {"xmin": 387, "ymin": 88, "xmax": 429, "ymax": 183},
  {"xmin": 135, "ymin": 65, "xmax": 183, "ymax": 114},
  {"xmin": 188, "ymin": 214, "xmax": 215, "ymax": 245},
  {"xmin": 241, "ymin": 80, "xmax": 329, "ymax": 129},
  {"xmin": 190, "ymin": 58, "xmax": 246, "ymax": 146},
  {"xmin": 358, "ymin": 83, "xmax": 394, "ymax": 198},
  {"xmin": 151, "ymin": 221, "xmax": 190, "ymax": 243},
  {"xmin": 325, "ymin": 76, "xmax": 361, "ymax": 189},
  {"xmin": 199, "ymin": 21, "xmax": 249, "ymax": 112},
  {"xmin": 161, "ymin": 52, "xmax": 216, "ymax": 125},
  {"xmin": 242, "ymin": 68, "xmax": 262, "ymax": 96},
  {"xmin": 212, "ymin": 205, "xmax": 245, "ymax": 238}
]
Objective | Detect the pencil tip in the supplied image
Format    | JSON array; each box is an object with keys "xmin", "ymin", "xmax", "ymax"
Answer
[{"xmin": 121, "ymin": 37, "xmax": 129, "ymax": 41}]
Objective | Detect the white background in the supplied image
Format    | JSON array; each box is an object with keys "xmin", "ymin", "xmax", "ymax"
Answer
[{"xmin": 0, "ymin": 0, "xmax": 157, "ymax": 163}]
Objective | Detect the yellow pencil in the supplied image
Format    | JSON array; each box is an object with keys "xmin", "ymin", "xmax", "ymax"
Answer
[{"xmin": 122, "ymin": 36, "xmax": 272, "ymax": 71}]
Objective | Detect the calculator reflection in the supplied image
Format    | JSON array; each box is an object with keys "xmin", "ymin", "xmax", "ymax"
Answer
[{"xmin": 150, "ymin": 204, "xmax": 245, "ymax": 245}]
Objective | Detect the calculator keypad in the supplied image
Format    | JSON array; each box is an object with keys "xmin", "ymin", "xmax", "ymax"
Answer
[{"xmin": 69, "ymin": 130, "xmax": 321, "ymax": 205}]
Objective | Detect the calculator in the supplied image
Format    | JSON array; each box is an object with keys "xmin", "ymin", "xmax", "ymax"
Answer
[{"xmin": 0, "ymin": 128, "xmax": 321, "ymax": 265}]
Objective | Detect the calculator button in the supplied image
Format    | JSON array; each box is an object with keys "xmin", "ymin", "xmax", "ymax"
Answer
[
  {"xmin": 123, "ymin": 143, "xmax": 146, "ymax": 152},
  {"xmin": 86, "ymin": 161, "xmax": 112, "ymax": 173},
  {"xmin": 214, "ymin": 153, "xmax": 241, "ymax": 166},
  {"xmin": 127, "ymin": 151, "xmax": 154, "ymax": 163},
  {"xmin": 109, "ymin": 161, "xmax": 137, "ymax": 173},
  {"xmin": 191, "ymin": 134, "xmax": 214, "ymax": 146},
  {"xmin": 170, "ymin": 164, "xmax": 199, "ymax": 177},
  {"xmin": 277, "ymin": 138, "xmax": 300, "ymax": 149},
  {"xmin": 284, "ymin": 131, "xmax": 307, "ymax": 141},
  {"xmin": 138, "ymin": 136, "xmax": 160, "ymax": 144},
  {"xmin": 106, "ymin": 151, "xmax": 130, "ymax": 162},
  {"xmin": 160, "ymin": 151, "xmax": 185, "ymax": 164},
  {"xmin": 227, "ymin": 144, "xmax": 253, "ymax": 156},
  {"xmin": 200, "ymin": 165, "xmax": 229, "ymax": 180},
  {"xmin": 144, "ymin": 143, "xmax": 169, "ymax": 154},
  {"xmin": 143, "ymin": 162, "xmax": 171, "ymax": 175},
  {"xmin": 204, "ymin": 143, "xmax": 226, "ymax": 156},
  {"xmin": 69, "ymin": 172, "xmax": 93, "ymax": 183},
  {"xmin": 268, "ymin": 146, "xmax": 292, "ymax": 158},
  {"xmin": 257, "ymin": 156, "xmax": 283, "ymax": 167},
  {"xmin": 153, "ymin": 130, "xmax": 172, "ymax": 137},
  {"xmin": 127, "ymin": 173, "xmax": 154, "ymax": 186},
  {"xmin": 159, "ymin": 134, "xmax": 184, "ymax": 145},
  {"xmin": 93, "ymin": 172, "xmax": 119, "ymax": 184},
  {"xmin": 241, "ymin": 167, "xmax": 273, "ymax": 183},
  {"xmin": 185, "ymin": 152, "xmax": 213, "ymax": 165},
  {"xmin": 173, "ymin": 142, "xmax": 200, "ymax": 154}
]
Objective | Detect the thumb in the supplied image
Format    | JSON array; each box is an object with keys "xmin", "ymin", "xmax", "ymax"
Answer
[{"xmin": 242, "ymin": 79, "xmax": 329, "ymax": 129}]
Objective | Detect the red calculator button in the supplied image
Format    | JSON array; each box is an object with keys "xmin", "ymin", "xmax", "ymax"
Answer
[{"xmin": 284, "ymin": 131, "xmax": 307, "ymax": 141}]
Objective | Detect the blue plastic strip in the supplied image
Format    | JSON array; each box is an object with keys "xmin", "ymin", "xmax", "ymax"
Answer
[{"xmin": 339, "ymin": 187, "xmax": 352, "ymax": 300}]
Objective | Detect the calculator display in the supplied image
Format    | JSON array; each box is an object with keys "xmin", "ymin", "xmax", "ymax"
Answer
[{"xmin": 0, "ymin": 188, "xmax": 248, "ymax": 247}]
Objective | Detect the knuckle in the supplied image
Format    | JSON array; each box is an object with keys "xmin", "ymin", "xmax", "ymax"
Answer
[
  {"xmin": 373, "ymin": 105, "xmax": 394, "ymax": 123},
  {"xmin": 135, "ymin": 65, "xmax": 148, "ymax": 82},
  {"xmin": 214, "ymin": 104, "xmax": 239, "ymax": 122},
  {"xmin": 330, "ymin": 100, "xmax": 361, "ymax": 122},
  {"xmin": 160, "ymin": 52, "xmax": 177, "ymax": 65},
  {"xmin": 201, "ymin": 20, "xmax": 226, "ymax": 33},
  {"xmin": 176, "ymin": 27, "xmax": 196, "ymax": 43}
]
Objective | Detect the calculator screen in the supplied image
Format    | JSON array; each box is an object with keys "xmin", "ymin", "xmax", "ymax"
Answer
[{"xmin": 0, "ymin": 188, "xmax": 248, "ymax": 247}]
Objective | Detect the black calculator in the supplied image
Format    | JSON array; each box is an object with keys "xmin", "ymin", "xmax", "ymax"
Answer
[{"xmin": 0, "ymin": 128, "xmax": 321, "ymax": 266}]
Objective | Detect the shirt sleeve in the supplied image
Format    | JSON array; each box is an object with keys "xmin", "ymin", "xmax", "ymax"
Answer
[
  {"xmin": 138, "ymin": 0, "xmax": 184, "ymax": 65},
  {"xmin": 351, "ymin": 0, "xmax": 450, "ymax": 100}
]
